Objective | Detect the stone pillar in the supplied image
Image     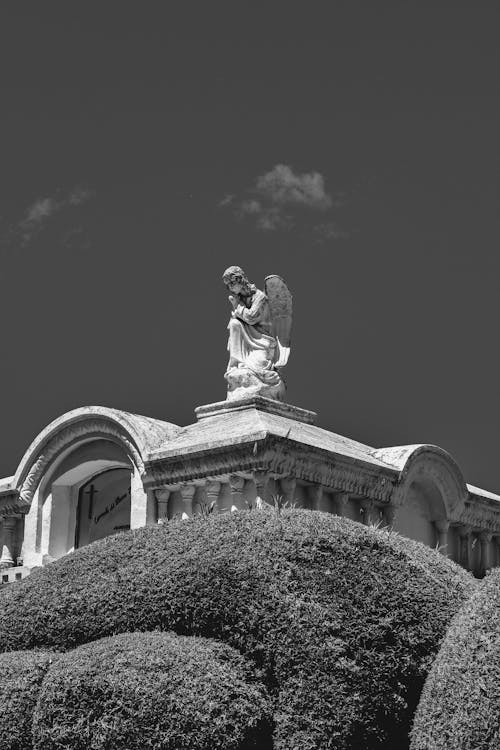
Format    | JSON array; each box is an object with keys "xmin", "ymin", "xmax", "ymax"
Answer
[
  {"xmin": 308, "ymin": 483, "xmax": 323, "ymax": 511},
  {"xmin": 229, "ymin": 475, "xmax": 245, "ymax": 511},
  {"xmin": 252, "ymin": 471, "xmax": 269, "ymax": 509},
  {"xmin": 180, "ymin": 485, "xmax": 196, "ymax": 518},
  {"xmin": 205, "ymin": 480, "xmax": 221, "ymax": 513},
  {"xmin": 47, "ymin": 486, "xmax": 73, "ymax": 560},
  {"xmin": 360, "ymin": 499, "xmax": 378, "ymax": 526},
  {"xmin": 22, "ymin": 486, "xmax": 42, "ymax": 568},
  {"xmin": 130, "ymin": 467, "xmax": 151, "ymax": 529},
  {"xmin": 16, "ymin": 517, "xmax": 25, "ymax": 566},
  {"xmin": 40, "ymin": 493, "xmax": 52, "ymax": 559},
  {"xmin": 458, "ymin": 525, "xmax": 472, "ymax": 569},
  {"xmin": 155, "ymin": 489, "xmax": 171, "ymax": 524},
  {"xmin": 280, "ymin": 476, "xmax": 296, "ymax": 507},
  {"xmin": 494, "ymin": 536, "xmax": 500, "ymax": 567},
  {"xmin": 479, "ymin": 532, "xmax": 492, "ymax": 575},
  {"xmin": 383, "ymin": 503, "xmax": 397, "ymax": 527},
  {"xmin": 435, "ymin": 520, "xmax": 450, "ymax": 555},
  {"xmin": 333, "ymin": 492, "xmax": 349, "ymax": 517},
  {"xmin": 0, "ymin": 517, "xmax": 17, "ymax": 568}
]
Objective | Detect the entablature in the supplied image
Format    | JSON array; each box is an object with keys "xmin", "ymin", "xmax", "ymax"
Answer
[{"xmin": 144, "ymin": 435, "xmax": 397, "ymax": 503}]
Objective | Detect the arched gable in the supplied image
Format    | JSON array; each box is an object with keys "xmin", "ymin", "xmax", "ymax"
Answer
[
  {"xmin": 374, "ymin": 444, "xmax": 468, "ymax": 522},
  {"xmin": 13, "ymin": 406, "xmax": 180, "ymax": 510}
]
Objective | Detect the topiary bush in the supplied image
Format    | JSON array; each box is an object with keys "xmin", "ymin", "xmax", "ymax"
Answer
[
  {"xmin": 411, "ymin": 566, "xmax": 500, "ymax": 750},
  {"xmin": 0, "ymin": 649, "xmax": 57, "ymax": 750},
  {"xmin": 0, "ymin": 510, "xmax": 475, "ymax": 749},
  {"xmin": 386, "ymin": 527, "xmax": 475, "ymax": 596},
  {"xmin": 32, "ymin": 631, "xmax": 272, "ymax": 750}
]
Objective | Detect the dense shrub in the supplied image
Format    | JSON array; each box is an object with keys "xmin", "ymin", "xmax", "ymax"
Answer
[
  {"xmin": 0, "ymin": 649, "xmax": 57, "ymax": 750},
  {"xmin": 0, "ymin": 510, "xmax": 475, "ymax": 749},
  {"xmin": 387, "ymin": 528, "xmax": 476, "ymax": 598},
  {"xmin": 32, "ymin": 631, "xmax": 272, "ymax": 750},
  {"xmin": 411, "ymin": 566, "xmax": 500, "ymax": 750}
]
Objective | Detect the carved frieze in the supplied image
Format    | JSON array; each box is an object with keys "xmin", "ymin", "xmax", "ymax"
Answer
[
  {"xmin": 144, "ymin": 436, "xmax": 396, "ymax": 504},
  {"xmin": 458, "ymin": 503, "xmax": 500, "ymax": 533},
  {"xmin": 0, "ymin": 492, "xmax": 26, "ymax": 516}
]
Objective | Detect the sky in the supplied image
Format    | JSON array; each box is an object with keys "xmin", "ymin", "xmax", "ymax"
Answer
[{"xmin": 0, "ymin": 2, "xmax": 499, "ymax": 491}]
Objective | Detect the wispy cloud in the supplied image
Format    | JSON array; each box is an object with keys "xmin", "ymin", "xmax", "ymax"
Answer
[
  {"xmin": 313, "ymin": 222, "xmax": 351, "ymax": 241},
  {"xmin": 220, "ymin": 164, "xmax": 349, "ymax": 239},
  {"xmin": 255, "ymin": 164, "xmax": 332, "ymax": 210},
  {"xmin": 24, "ymin": 197, "xmax": 57, "ymax": 224},
  {"xmin": 236, "ymin": 199, "xmax": 292, "ymax": 231},
  {"xmin": 15, "ymin": 186, "xmax": 94, "ymax": 246}
]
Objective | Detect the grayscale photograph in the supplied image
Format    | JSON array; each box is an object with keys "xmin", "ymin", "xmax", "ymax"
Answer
[{"xmin": 0, "ymin": 3, "xmax": 498, "ymax": 749}]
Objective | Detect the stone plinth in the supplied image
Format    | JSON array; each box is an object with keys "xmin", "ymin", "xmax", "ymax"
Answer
[{"xmin": 195, "ymin": 396, "xmax": 317, "ymax": 425}]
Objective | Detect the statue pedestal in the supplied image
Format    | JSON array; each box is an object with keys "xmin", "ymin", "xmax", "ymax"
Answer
[
  {"xmin": 224, "ymin": 366, "xmax": 286, "ymax": 402},
  {"xmin": 195, "ymin": 395, "xmax": 317, "ymax": 425}
]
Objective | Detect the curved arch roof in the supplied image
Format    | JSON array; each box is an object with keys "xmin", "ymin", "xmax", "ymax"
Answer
[{"xmin": 13, "ymin": 405, "xmax": 181, "ymax": 488}]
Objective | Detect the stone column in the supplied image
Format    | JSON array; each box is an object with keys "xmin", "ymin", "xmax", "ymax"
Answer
[
  {"xmin": 16, "ymin": 517, "xmax": 25, "ymax": 566},
  {"xmin": 494, "ymin": 536, "xmax": 500, "ymax": 567},
  {"xmin": 130, "ymin": 467, "xmax": 151, "ymax": 529},
  {"xmin": 333, "ymin": 492, "xmax": 349, "ymax": 517},
  {"xmin": 229, "ymin": 475, "xmax": 245, "ymax": 511},
  {"xmin": 252, "ymin": 471, "xmax": 269, "ymax": 509},
  {"xmin": 435, "ymin": 520, "xmax": 450, "ymax": 555},
  {"xmin": 479, "ymin": 532, "xmax": 492, "ymax": 575},
  {"xmin": 308, "ymin": 483, "xmax": 323, "ymax": 511},
  {"xmin": 457, "ymin": 525, "xmax": 472, "ymax": 569},
  {"xmin": 180, "ymin": 484, "xmax": 196, "ymax": 519},
  {"xmin": 155, "ymin": 489, "xmax": 171, "ymax": 524},
  {"xmin": 0, "ymin": 517, "xmax": 17, "ymax": 568},
  {"xmin": 280, "ymin": 476, "xmax": 297, "ymax": 507},
  {"xmin": 383, "ymin": 504, "xmax": 397, "ymax": 527},
  {"xmin": 205, "ymin": 480, "xmax": 221, "ymax": 513},
  {"xmin": 360, "ymin": 499, "xmax": 378, "ymax": 526}
]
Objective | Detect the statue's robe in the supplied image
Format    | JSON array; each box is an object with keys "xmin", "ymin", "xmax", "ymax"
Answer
[{"xmin": 226, "ymin": 288, "xmax": 281, "ymax": 387}]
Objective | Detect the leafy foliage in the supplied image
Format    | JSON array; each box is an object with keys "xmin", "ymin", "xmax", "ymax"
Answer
[
  {"xmin": 32, "ymin": 631, "xmax": 272, "ymax": 750},
  {"xmin": 411, "ymin": 567, "xmax": 500, "ymax": 750},
  {"xmin": 0, "ymin": 510, "xmax": 475, "ymax": 749},
  {"xmin": 0, "ymin": 649, "xmax": 57, "ymax": 750}
]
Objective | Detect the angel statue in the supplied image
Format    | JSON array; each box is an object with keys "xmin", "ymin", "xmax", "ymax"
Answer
[{"xmin": 222, "ymin": 266, "xmax": 292, "ymax": 402}]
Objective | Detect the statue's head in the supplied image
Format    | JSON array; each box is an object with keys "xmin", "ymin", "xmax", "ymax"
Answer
[{"xmin": 222, "ymin": 266, "xmax": 253, "ymax": 295}]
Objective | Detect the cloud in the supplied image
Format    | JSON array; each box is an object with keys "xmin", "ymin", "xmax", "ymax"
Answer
[
  {"xmin": 314, "ymin": 222, "xmax": 351, "ymax": 241},
  {"xmin": 236, "ymin": 199, "xmax": 291, "ymax": 231},
  {"xmin": 25, "ymin": 197, "xmax": 58, "ymax": 223},
  {"xmin": 255, "ymin": 164, "xmax": 332, "ymax": 210},
  {"xmin": 16, "ymin": 186, "xmax": 94, "ymax": 246},
  {"xmin": 68, "ymin": 186, "xmax": 94, "ymax": 206},
  {"xmin": 221, "ymin": 164, "xmax": 349, "ymax": 240},
  {"xmin": 218, "ymin": 194, "xmax": 234, "ymax": 208}
]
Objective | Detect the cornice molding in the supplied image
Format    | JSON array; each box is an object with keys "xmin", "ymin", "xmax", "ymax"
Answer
[
  {"xmin": 144, "ymin": 436, "xmax": 396, "ymax": 502},
  {"xmin": 458, "ymin": 503, "xmax": 500, "ymax": 533},
  {"xmin": 0, "ymin": 492, "xmax": 24, "ymax": 516}
]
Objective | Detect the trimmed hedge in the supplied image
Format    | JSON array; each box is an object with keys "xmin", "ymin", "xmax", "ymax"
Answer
[
  {"xmin": 0, "ymin": 510, "xmax": 475, "ymax": 749},
  {"xmin": 388, "ymin": 529, "xmax": 476, "ymax": 597},
  {"xmin": 411, "ymin": 566, "xmax": 500, "ymax": 750},
  {"xmin": 32, "ymin": 631, "xmax": 272, "ymax": 750},
  {"xmin": 0, "ymin": 649, "xmax": 57, "ymax": 750}
]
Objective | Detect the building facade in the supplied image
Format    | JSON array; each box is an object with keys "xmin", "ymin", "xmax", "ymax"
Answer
[{"xmin": 1, "ymin": 396, "xmax": 499, "ymax": 583}]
